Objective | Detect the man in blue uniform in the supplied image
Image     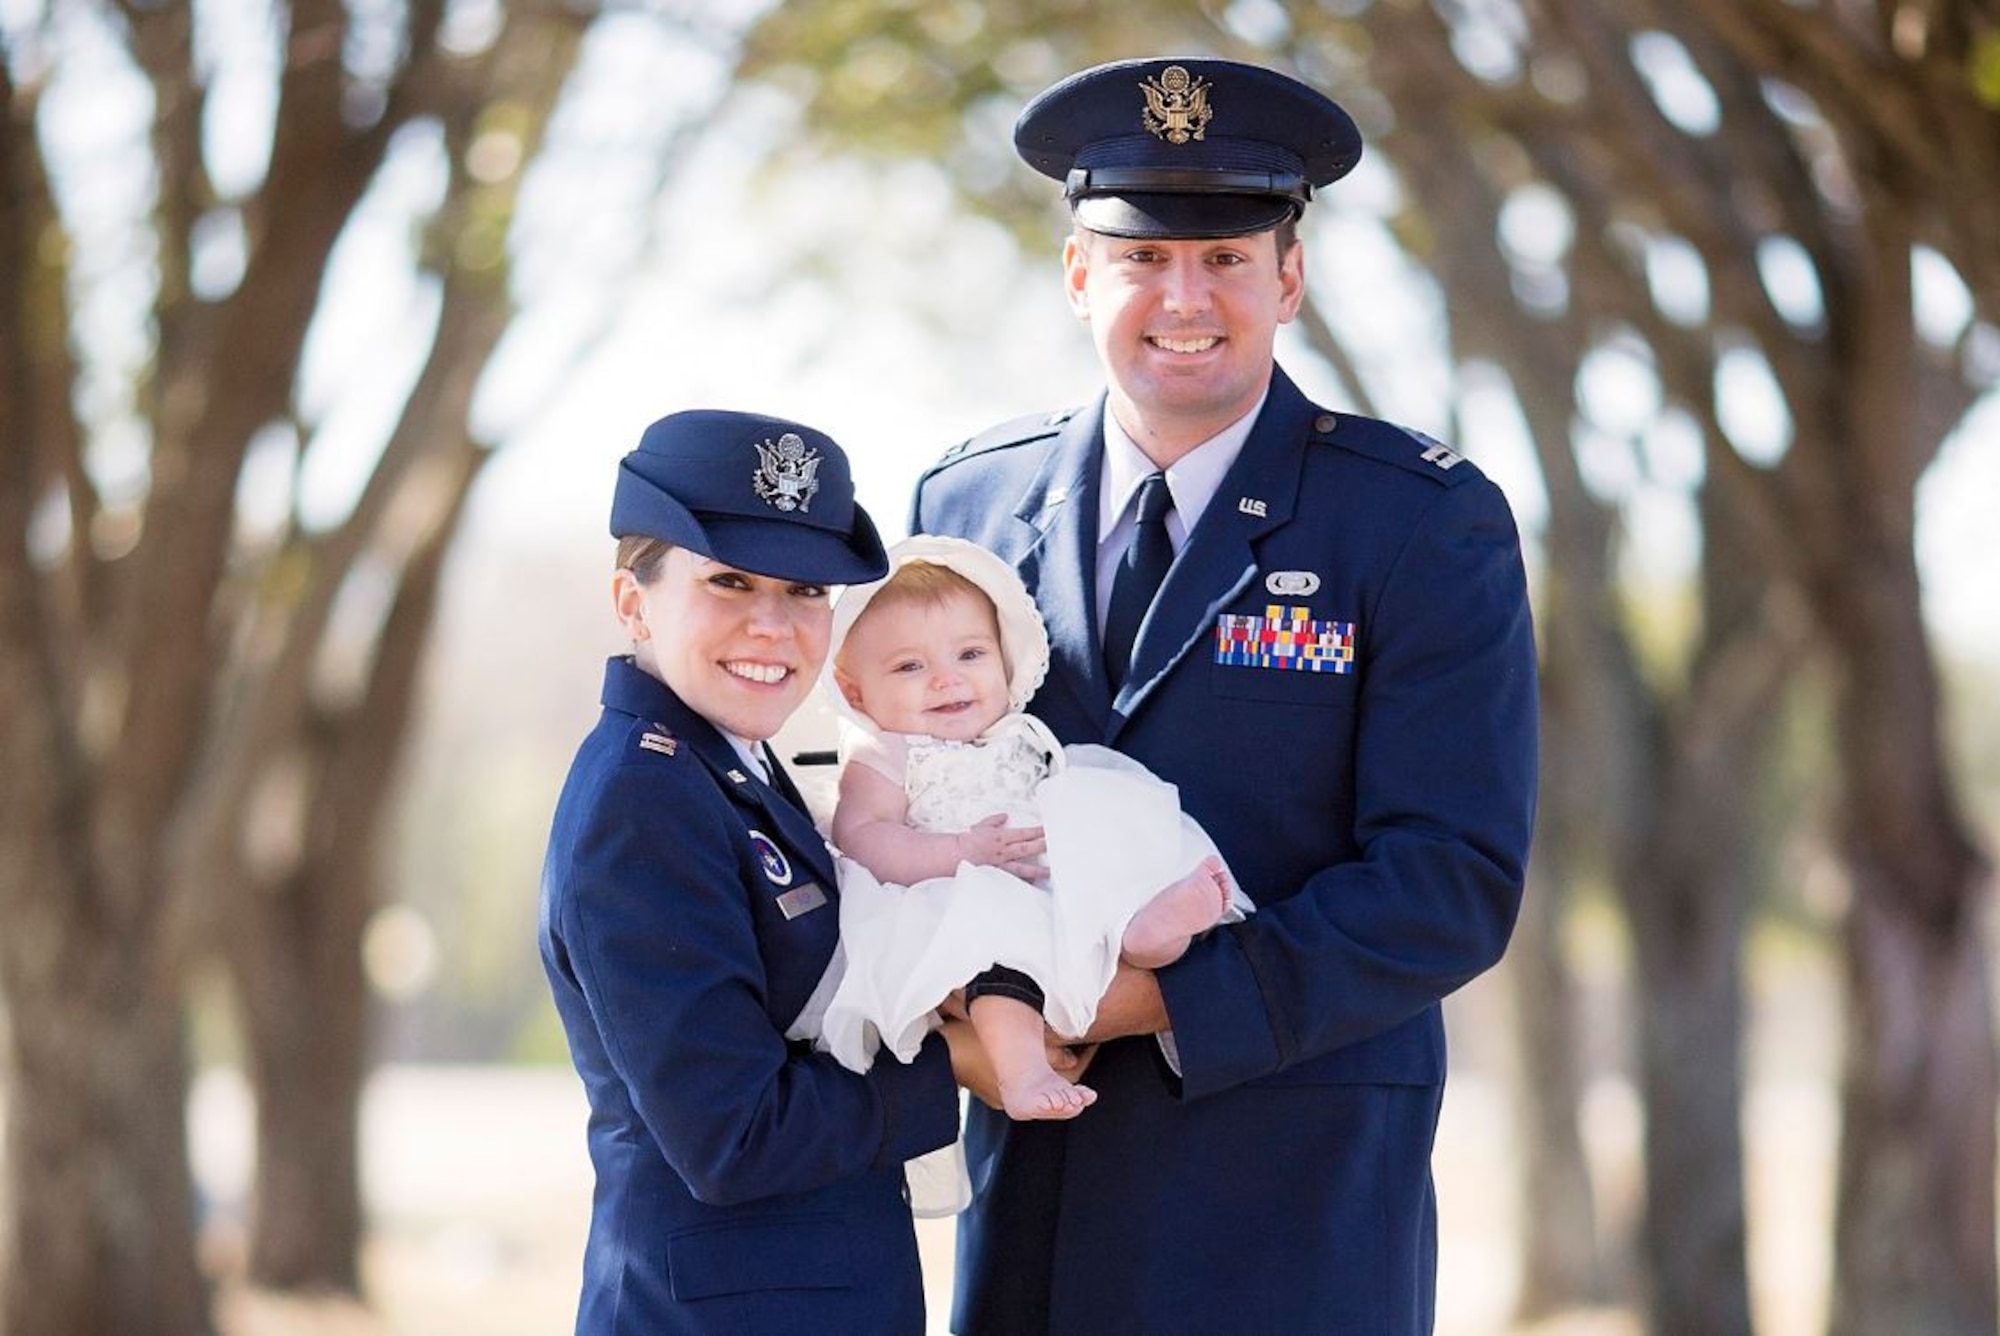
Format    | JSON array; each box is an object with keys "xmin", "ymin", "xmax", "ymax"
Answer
[{"xmin": 913, "ymin": 58, "xmax": 1538, "ymax": 1335}]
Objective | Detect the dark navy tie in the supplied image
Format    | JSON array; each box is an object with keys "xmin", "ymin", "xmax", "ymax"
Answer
[{"xmin": 1103, "ymin": 472, "xmax": 1175, "ymax": 689}]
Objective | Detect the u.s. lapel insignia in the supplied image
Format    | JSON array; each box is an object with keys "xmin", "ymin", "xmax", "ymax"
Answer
[
  {"xmin": 751, "ymin": 432, "xmax": 821, "ymax": 512},
  {"xmin": 1140, "ymin": 65, "xmax": 1214, "ymax": 145},
  {"xmin": 1237, "ymin": 496, "xmax": 1268, "ymax": 518},
  {"xmin": 1215, "ymin": 605, "xmax": 1358, "ymax": 674},
  {"xmin": 747, "ymin": 830, "xmax": 794, "ymax": 886},
  {"xmin": 725, "ymin": 768, "xmax": 749, "ymax": 785},
  {"xmin": 1266, "ymin": 570, "xmax": 1321, "ymax": 597}
]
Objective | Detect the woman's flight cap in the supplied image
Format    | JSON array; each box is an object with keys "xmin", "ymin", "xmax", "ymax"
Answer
[{"xmin": 610, "ymin": 409, "xmax": 889, "ymax": 585}]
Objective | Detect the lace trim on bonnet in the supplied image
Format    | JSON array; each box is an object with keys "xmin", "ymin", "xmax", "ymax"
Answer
[{"xmin": 823, "ymin": 534, "xmax": 1060, "ymax": 764}]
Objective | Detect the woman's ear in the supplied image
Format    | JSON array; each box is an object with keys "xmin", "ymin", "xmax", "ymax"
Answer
[{"xmin": 612, "ymin": 568, "xmax": 650, "ymax": 641}]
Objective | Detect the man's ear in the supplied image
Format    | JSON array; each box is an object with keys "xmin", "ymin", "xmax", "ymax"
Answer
[
  {"xmin": 1062, "ymin": 233, "xmax": 1092, "ymax": 321},
  {"xmin": 1274, "ymin": 232, "xmax": 1307, "ymax": 325},
  {"xmin": 612, "ymin": 568, "xmax": 649, "ymax": 641}
]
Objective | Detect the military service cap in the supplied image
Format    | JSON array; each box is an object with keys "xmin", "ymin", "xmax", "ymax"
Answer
[
  {"xmin": 611, "ymin": 410, "xmax": 889, "ymax": 586},
  {"xmin": 1014, "ymin": 57, "xmax": 1362, "ymax": 239}
]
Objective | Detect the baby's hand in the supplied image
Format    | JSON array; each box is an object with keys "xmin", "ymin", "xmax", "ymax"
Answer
[{"xmin": 955, "ymin": 814, "xmax": 1048, "ymax": 881}]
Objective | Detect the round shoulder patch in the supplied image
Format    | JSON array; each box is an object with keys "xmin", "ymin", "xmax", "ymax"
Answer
[{"xmin": 747, "ymin": 830, "xmax": 793, "ymax": 887}]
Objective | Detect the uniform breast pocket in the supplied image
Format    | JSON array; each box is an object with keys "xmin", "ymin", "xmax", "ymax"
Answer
[{"xmin": 1210, "ymin": 606, "xmax": 1361, "ymax": 708}]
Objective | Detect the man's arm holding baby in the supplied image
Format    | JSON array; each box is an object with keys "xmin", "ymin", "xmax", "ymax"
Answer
[{"xmin": 1075, "ymin": 962, "xmax": 1169, "ymax": 1042}]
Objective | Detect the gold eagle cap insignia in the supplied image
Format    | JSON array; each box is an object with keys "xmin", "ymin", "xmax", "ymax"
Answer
[{"xmin": 1140, "ymin": 65, "xmax": 1214, "ymax": 145}]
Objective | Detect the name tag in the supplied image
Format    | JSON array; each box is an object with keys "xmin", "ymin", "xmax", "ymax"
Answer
[{"xmin": 775, "ymin": 882, "xmax": 827, "ymax": 921}]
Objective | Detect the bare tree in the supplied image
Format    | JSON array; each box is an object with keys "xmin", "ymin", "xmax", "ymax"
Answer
[{"xmin": 0, "ymin": 0, "xmax": 704, "ymax": 1324}]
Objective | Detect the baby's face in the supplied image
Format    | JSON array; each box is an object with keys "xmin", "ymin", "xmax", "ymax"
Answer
[{"xmin": 836, "ymin": 589, "xmax": 1012, "ymax": 742}]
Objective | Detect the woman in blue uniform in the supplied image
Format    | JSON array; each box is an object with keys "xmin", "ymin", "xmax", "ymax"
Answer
[{"xmin": 538, "ymin": 409, "xmax": 964, "ymax": 1336}]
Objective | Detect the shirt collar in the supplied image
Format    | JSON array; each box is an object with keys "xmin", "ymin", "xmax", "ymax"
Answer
[
  {"xmin": 1097, "ymin": 389, "xmax": 1270, "ymax": 542},
  {"xmin": 720, "ymin": 730, "xmax": 769, "ymax": 783}
]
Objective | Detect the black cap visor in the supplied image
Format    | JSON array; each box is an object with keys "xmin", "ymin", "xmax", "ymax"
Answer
[{"xmin": 1073, "ymin": 191, "xmax": 1301, "ymax": 240}]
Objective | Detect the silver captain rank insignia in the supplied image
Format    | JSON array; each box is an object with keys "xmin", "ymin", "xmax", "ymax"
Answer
[{"xmin": 752, "ymin": 432, "xmax": 822, "ymax": 512}]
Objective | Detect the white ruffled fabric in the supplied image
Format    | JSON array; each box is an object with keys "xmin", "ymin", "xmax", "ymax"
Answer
[{"xmin": 815, "ymin": 714, "xmax": 1249, "ymax": 1070}]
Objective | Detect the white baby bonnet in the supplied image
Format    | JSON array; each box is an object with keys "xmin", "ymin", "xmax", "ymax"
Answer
[{"xmin": 824, "ymin": 533, "xmax": 1052, "ymax": 733}]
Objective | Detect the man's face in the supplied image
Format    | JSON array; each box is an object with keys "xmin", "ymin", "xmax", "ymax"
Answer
[{"xmin": 1063, "ymin": 227, "xmax": 1306, "ymax": 459}]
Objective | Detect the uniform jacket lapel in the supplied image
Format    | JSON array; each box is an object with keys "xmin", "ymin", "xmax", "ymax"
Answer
[
  {"xmin": 701, "ymin": 732, "xmax": 838, "ymax": 893},
  {"xmin": 1003, "ymin": 402, "xmax": 1112, "ymax": 731},
  {"xmin": 1109, "ymin": 370, "xmax": 1315, "ymax": 740},
  {"xmin": 603, "ymin": 659, "xmax": 837, "ymax": 891}
]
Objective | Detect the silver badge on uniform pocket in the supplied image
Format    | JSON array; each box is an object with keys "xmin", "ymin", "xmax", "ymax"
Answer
[{"xmin": 1265, "ymin": 570, "xmax": 1322, "ymax": 596}]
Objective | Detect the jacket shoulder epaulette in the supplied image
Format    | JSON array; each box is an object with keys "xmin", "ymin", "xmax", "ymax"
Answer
[
  {"xmin": 1311, "ymin": 411, "xmax": 1480, "ymax": 487},
  {"xmin": 921, "ymin": 407, "xmax": 1079, "ymax": 480},
  {"xmin": 610, "ymin": 717, "xmax": 683, "ymax": 766}
]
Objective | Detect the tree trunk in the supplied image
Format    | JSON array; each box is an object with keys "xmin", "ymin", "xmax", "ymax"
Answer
[
  {"xmin": 1619, "ymin": 476, "xmax": 1798, "ymax": 1336},
  {"xmin": 1, "ymin": 917, "xmax": 208, "ymax": 1336},
  {"xmin": 1508, "ymin": 855, "xmax": 1612, "ymax": 1315},
  {"xmin": 1824, "ymin": 562, "xmax": 1995, "ymax": 1336},
  {"xmin": 1831, "ymin": 869, "xmax": 1995, "ymax": 1336},
  {"xmin": 2, "ymin": 48, "xmax": 208, "ymax": 1336},
  {"xmin": 1811, "ymin": 215, "xmax": 1997, "ymax": 1336},
  {"xmin": 230, "ymin": 442, "xmax": 483, "ymax": 1290},
  {"xmin": 1624, "ymin": 834, "xmax": 1755, "ymax": 1336},
  {"xmin": 229, "ymin": 853, "xmax": 372, "ymax": 1292}
]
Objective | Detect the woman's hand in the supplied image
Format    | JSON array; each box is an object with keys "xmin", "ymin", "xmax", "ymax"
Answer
[{"xmin": 954, "ymin": 814, "xmax": 1047, "ymax": 881}]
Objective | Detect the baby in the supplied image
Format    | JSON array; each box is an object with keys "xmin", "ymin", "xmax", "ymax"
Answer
[{"xmin": 817, "ymin": 535, "xmax": 1245, "ymax": 1121}]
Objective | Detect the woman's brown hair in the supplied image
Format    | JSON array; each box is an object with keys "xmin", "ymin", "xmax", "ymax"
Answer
[{"xmin": 616, "ymin": 535, "xmax": 673, "ymax": 583}]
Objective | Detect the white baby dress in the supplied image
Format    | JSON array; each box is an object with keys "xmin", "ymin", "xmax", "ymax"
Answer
[{"xmin": 815, "ymin": 710, "xmax": 1250, "ymax": 1071}]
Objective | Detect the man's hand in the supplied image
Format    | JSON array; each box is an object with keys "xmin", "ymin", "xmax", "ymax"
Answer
[
  {"xmin": 1077, "ymin": 963, "xmax": 1169, "ymax": 1043},
  {"xmin": 942, "ymin": 1016, "xmax": 1092, "ymax": 1110}
]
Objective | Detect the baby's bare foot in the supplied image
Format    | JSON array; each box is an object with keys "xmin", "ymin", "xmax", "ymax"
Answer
[
  {"xmin": 999, "ymin": 1069, "xmax": 1098, "ymax": 1121},
  {"xmin": 1122, "ymin": 855, "xmax": 1231, "ymax": 969}
]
